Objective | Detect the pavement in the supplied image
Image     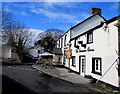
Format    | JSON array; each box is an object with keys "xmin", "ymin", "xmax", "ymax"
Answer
[
  {"xmin": 32, "ymin": 64, "xmax": 90, "ymax": 84},
  {"xmin": 32, "ymin": 64, "xmax": 108, "ymax": 92}
]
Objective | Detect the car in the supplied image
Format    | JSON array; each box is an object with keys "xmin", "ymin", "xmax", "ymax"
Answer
[{"xmin": 22, "ymin": 54, "xmax": 38, "ymax": 63}]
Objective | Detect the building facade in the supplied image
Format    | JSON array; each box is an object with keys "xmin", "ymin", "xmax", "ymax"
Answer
[{"xmin": 56, "ymin": 8, "xmax": 120, "ymax": 87}]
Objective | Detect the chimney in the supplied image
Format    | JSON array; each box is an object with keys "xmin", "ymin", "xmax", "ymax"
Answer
[{"xmin": 90, "ymin": 8, "xmax": 101, "ymax": 15}]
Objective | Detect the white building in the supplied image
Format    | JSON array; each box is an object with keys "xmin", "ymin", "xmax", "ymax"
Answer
[
  {"xmin": 29, "ymin": 46, "xmax": 42, "ymax": 58},
  {"xmin": 0, "ymin": 44, "xmax": 12, "ymax": 59},
  {"xmin": 0, "ymin": 44, "xmax": 19, "ymax": 59},
  {"xmin": 56, "ymin": 8, "xmax": 120, "ymax": 87}
]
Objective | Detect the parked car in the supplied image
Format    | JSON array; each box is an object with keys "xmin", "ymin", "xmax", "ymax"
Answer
[{"xmin": 22, "ymin": 54, "xmax": 38, "ymax": 63}]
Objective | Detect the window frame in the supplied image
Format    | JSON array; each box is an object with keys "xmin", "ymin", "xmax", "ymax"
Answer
[
  {"xmin": 87, "ymin": 31, "xmax": 93, "ymax": 44},
  {"xmin": 64, "ymin": 35, "xmax": 67, "ymax": 46},
  {"xmin": 72, "ymin": 56, "xmax": 76, "ymax": 67},
  {"xmin": 92, "ymin": 57, "xmax": 102, "ymax": 75},
  {"xmin": 61, "ymin": 38, "xmax": 63, "ymax": 48},
  {"xmin": 58, "ymin": 40, "xmax": 60, "ymax": 48},
  {"xmin": 74, "ymin": 39, "xmax": 77, "ymax": 47},
  {"xmin": 64, "ymin": 51, "xmax": 66, "ymax": 63}
]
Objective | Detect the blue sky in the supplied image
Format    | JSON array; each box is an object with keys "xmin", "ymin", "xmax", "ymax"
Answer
[{"xmin": 2, "ymin": 2, "xmax": 118, "ymax": 35}]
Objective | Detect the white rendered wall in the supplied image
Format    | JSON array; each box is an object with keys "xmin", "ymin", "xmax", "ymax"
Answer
[
  {"xmin": 69, "ymin": 20, "xmax": 119, "ymax": 87},
  {"xmin": 91, "ymin": 20, "xmax": 119, "ymax": 87}
]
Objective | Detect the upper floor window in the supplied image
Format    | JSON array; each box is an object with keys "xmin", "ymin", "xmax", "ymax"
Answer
[
  {"xmin": 74, "ymin": 39, "xmax": 79, "ymax": 49},
  {"xmin": 74, "ymin": 39, "xmax": 77, "ymax": 47},
  {"xmin": 87, "ymin": 31, "xmax": 93, "ymax": 44},
  {"xmin": 58, "ymin": 40, "xmax": 60, "ymax": 48},
  {"xmin": 64, "ymin": 35, "xmax": 67, "ymax": 46},
  {"xmin": 61, "ymin": 38, "xmax": 63, "ymax": 48}
]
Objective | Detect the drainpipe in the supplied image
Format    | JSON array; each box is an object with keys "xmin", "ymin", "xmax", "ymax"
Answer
[{"xmin": 96, "ymin": 57, "xmax": 120, "ymax": 83}]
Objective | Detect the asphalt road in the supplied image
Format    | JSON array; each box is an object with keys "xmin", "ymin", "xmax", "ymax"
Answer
[{"xmin": 2, "ymin": 64, "xmax": 102, "ymax": 93}]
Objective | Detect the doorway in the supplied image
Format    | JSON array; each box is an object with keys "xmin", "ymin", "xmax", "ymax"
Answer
[{"xmin": 79, "ymin": 56, "xmax": 86, "ymax": 76}]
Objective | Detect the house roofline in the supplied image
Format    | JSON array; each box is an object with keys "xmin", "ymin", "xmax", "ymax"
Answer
[
  {"xmin": 70, "ymin": 13, "xmax": 106, "ymax": 30},
  {"xmin": 70, "ymin": 15, "xmax": 120, "ymax": 41},
  {"xmin": 56, "ymin": 13, "xmax": 106, "ymax": 42},
  {"xmin": 106, "ymin": 15, "xmax": 120, "ymax": 24},
  {"xmin": 70, "ymin": 22, "xmax": 104, "ymax": 41}
]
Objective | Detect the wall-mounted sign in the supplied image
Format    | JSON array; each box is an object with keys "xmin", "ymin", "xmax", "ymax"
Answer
[{"xmin": 66, "ymin": 49, "xmax": 72, "ymax": 58}]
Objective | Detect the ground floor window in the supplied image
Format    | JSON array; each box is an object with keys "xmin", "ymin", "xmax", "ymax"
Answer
[
  {"xmin": 58, "ymin": 56, "xmax": 61, "ymax": 62},
  {"xmin": 64, "ymin": 51, "xmax": 66, "ymax": 63},
  {"xmin": 92, "ymin": 57, "xmax": 102, "ymax": 75},
  {"xmin": 72, "ymin": 56, "xmax": 76, "ymax": 67}
]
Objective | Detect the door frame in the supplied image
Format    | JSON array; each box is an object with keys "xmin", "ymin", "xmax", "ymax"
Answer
[{"xmin": 79, "ymin": 55, "xmax": 86, "ymax": 76}]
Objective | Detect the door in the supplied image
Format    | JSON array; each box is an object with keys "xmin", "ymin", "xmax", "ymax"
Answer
[{"xmin": 79, "ymin": 56, "xmax": 86, "ymax": 76}]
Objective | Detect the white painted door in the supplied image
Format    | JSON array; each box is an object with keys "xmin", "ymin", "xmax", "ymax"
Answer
[{"xmin": 79, "ymin": 56, "xmax": 86, "ymax": 76}]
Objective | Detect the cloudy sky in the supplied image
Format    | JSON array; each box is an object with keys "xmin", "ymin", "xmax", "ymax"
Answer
[{"xmin": 2, "ymin": 2, "xmax": 118, "ymax": 35}]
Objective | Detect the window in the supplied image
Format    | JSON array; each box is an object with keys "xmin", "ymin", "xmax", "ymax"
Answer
[
  {"xmin": 72, "ymin": 56, "xmax": 76, "ymax": 67},
  {"xmin": 74, "ymin": 39, "xmax": 77, "ymax": 47},
  {"xmin": 58, "ymin": 57, "xmax": 61, "ymax": 62},
  {"xmin": 87, "ymin": 32, "xmax": 93, "ymax": 44},
  {"xmin": 82, "ymin": 58, "xmax": 85, "ymax": 73},
  {"xmin": 92, "ymin": 58, "xmax": 102, "ymax": 75},
  {"xmin": 64, "ymin": 51, "xmax": 66, "ymax": 63},
  {"xmin": 58, "ymin": 40, "xmax": 60, "ymax": 48},
  {"xmin": 64, "ymin": 35, "xmax": 67, "ymax": 46},
  {"xmin": 61, "ymin": 38, "xmax": 63, "ymax": 48},
  {"xmin": 38, "ymin": 50, "xmax": 40, "ymax": 54}
]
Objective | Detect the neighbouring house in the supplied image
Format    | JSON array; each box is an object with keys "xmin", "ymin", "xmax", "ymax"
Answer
[
  {"xmin": 0, "ymin": 44, "xmax": 12, "ymax": 59},
  {"xmin": 0, "ymin": 44, "xmax": 30, "ymax": 60},
  {"xmin": 29, "ymin": 45, "xmax": 42, "ymax": 58},
  {"xmin": 55, "ymin": 8, "xmax": 120, "ymax": 87},
  {"xmin": 53, "ymin": 47, "xmax": 63, "ymax": 65},
  {"xmin": 0, "ymin": 44, "xmax": 19, "ymax": 59}
]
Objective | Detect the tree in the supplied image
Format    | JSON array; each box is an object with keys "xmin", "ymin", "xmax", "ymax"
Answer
[
  {"xmin": 2, "ymin": 9, "xmax": 33, "ymax": 59},
  {"xmin": 36, "ymin": 29, "xmax": 63, "ymax": 53}
]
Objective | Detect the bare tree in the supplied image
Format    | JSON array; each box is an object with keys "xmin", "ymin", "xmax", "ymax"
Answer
[{"xmin": 2, "ymin": 9, "xmax": 33, "ymax": 59}]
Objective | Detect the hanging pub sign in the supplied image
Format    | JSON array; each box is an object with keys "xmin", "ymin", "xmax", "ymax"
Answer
[{"xmin": 66, "ymin": 49, "xmax": 72, "ymax": 58}]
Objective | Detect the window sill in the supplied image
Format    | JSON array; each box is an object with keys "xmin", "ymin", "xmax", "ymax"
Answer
[
  {"xmin": 87, "ymin": 41, "xmax": 93, "ymax": 44},
  {"xmin": 71, "ymin": 65, "xmax": 76, "ymax": 67},
  {"xmin": 92, "ymin": 71, "xmax": 102, "ymax": 76}
]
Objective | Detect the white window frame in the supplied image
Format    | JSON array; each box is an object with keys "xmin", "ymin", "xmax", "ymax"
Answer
[
  {"xmin": 88, "ymin": 33, "xmax": 93, "ymax": 43},
  {"xmin": 92, "ymin": 57, "xmax": 102, "ymax": 75},
  {"xmin": 87, "ymin": 32, "xmax": 93, "ymax": 44},
  {"xmin": 95, "ymin": 59, "xmax": 101, "ymax": 73}
]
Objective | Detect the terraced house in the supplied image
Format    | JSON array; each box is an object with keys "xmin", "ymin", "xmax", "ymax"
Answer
[{"xmin": 55, "ymin": 8, "xmax": 120, "ymax": 87}]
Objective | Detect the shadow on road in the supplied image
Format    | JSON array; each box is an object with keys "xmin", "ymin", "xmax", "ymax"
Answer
[{"xmin": 2, "ymin": 75, "xmax": 37, "ymax": 94}]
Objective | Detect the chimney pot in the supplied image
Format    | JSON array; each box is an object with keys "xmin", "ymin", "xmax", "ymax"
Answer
[{"xmin": 90, "ymin": 8, "xmax": 101, "ymax": 15}]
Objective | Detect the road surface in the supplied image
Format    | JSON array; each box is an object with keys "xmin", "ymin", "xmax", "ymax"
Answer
[{"xmin": 2, "ymin": 64, "xmax": 102, "ymax": 93}]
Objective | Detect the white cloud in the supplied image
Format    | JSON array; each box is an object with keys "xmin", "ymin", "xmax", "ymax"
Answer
[
  {"xmin": 30, "ymin": 8, "xmax": 75, "ymax": 21},
  {"xmin": 3, "ymin": 8, "xmax": 10, "ymax": 12},
  {"xmin": 110, "ymin": 2, "xmax": 118, "ymax": 10},
  {"xmin": 80, "ymin": 12, "xmax": 89, "ymax": 19},
  {"xmin": 2, "ymin": 0, "xmax": 119, "ymax": 2},
  {"xmin": 21, "ymin": 12, "xmax": 30, "ymax": 16},
  {"xmin": 30, "ymin": 7, "xmax": 90, "ymax": 25}
]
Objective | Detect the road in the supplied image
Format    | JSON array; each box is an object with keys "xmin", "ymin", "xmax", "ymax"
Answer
[{"xmin": 2, "ymin": 64, "xmax": 102, "ymax": 93}]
